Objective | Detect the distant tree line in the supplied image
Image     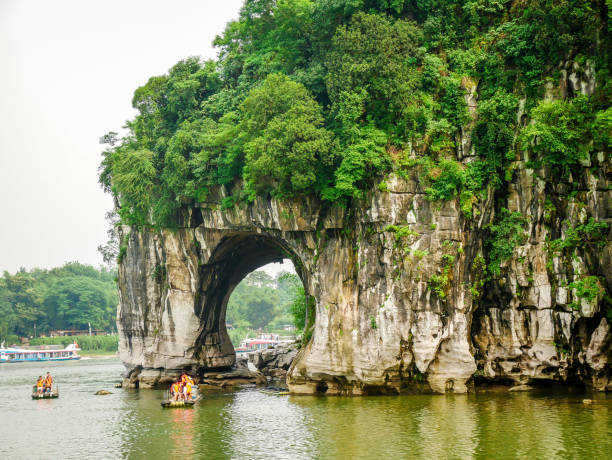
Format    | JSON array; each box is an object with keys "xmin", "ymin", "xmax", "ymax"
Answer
[
  {"xmin": 0, "ymin": 261, "xmax": 304, "ymax": 348},
  {"xmin": 0, "ymin": 262, "xmax": 118, "ymax": 345}
]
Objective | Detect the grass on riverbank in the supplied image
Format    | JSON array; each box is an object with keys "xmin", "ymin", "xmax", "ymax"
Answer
[{"xmin": 30, "ymin": 334, "xmax": 118, "ymax": 352}]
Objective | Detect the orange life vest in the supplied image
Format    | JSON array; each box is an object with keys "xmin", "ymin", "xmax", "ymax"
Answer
[
  {"xmin": 45, "ymin": 376, "xmax": 52, "ymax": 387},
  {"xmin": 36, "ymin": 379, "xmax": 43, "ymax": 388}
]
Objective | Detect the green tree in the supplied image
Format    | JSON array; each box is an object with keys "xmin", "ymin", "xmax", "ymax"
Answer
[
  {"xmin": 326, "ymin": 12, "xmax": 422, "ymax": 138},
  {"xmin": 44, "ymin": 276, "xmax": 116, "ymax": 330},
  {"xmin": 1, "ymin": 270, "xmax": 45, "ymax": 337},
  {"xmin": 240, "ymin": 74, "xmax": 336, "ymax": 199},
  {"xmin": 289, "ymin": 285, "xmax": 306, "ymax": 330},
  {"xmin": 246, "ymin": 298, "xmax": 275, "ymax": 329},
  {"xmin": 111, "ymin": 149, "xmax": 156, "ymax": 226}
]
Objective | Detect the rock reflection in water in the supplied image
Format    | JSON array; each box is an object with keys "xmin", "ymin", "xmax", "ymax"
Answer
[{"xmin": 286, "ymin": 394, "xmax": 478, "ymax": 459}]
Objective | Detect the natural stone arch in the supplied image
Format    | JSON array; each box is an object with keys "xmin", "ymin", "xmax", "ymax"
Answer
[
  {"xmin": 117, "ymin": 185, "xmax": 480, "ymax": 393},
  {"xmin": 117, "ymin": 175, "xmax": 612, "ymax": 393},
  {"xmin": 191, "ymin": 231, "xmax": 310, "ymax": 369}
]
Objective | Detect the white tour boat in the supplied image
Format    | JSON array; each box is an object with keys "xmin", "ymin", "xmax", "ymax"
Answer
[{"xmin": 0, "ymin": 342, "xmax": 80, "ymax": 363}]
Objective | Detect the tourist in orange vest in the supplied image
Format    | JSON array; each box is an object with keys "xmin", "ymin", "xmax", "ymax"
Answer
[
  {"xmin": 181, "ymin": 373, "xmax": 192, "ymax": 385},
  {"xmin": 181, "ymin": 373, "xmax": 194, "ymax": 386},
  {"xmin": 44, "ymin": 372, "xmax": 53, "ymax": 394},
  {"xmin": 36, "ymin": 376, "xmax": 44, "ymax": 395},
  {"xmin": 171, "ymin": 382, "xmax": 181, "ymax": 401},
  {"xmin": 183, "ymin": 379, "xmax": 192, "ymax": 400}
]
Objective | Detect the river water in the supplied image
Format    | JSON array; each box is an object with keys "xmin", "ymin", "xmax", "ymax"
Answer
[{"xmin": 0, "ymin": 358, "xmax": 610, "ymax": 459}]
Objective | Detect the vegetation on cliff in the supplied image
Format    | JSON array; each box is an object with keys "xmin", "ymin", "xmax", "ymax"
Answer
[
  {"xmin": 99, "ymin": 0, "xmax": 611, "ymax": 279},
  {"xmin": 0, "ymin": 263, "xmax": 118, "ymax": 345}
]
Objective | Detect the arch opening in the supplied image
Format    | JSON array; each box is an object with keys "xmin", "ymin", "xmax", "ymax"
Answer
[
  {"xmin": 226, "ymin": 259, "xmax": 301, "ymax": 350},
  {"xmin": 192, "ymin": 232, "xmax": 310, "ymax": 370}
]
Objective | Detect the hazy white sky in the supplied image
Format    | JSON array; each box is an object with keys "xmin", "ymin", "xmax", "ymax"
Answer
[{"xmin": 0, "ymin": 0, "xmax": 266, "ymax": 274}]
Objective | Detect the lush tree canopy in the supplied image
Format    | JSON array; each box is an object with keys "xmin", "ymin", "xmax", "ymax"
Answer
[
  {"xmin": 100, "ymin": 0, "xmax": 611, "ymax": 229},
  {"xmin": 99, "ymin": 0, "xmax": 611, "ymax": 312}
]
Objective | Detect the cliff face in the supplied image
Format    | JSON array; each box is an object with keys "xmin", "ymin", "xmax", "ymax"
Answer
[
  {"xmin": 117, "ymin": 65, "xmax": 610, "ymax": 394},
  {"xmin": 117, "ymin": 164, "xmax": 611, "ymax": 393}
]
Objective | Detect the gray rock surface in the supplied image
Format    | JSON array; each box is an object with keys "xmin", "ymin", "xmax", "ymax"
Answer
[{"xmin": 246, "ymin": 344, "xmax": 299, "ymax": 380}]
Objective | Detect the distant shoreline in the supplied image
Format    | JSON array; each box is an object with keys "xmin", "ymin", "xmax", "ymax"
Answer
[{"xmin": 79, "ymin": 351, "xmax": 118, "ymax": 358}]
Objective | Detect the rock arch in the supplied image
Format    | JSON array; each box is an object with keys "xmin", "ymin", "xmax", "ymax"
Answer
[
  {"xmin": 191, "ymin": 231, "xmax": 310, "ymax": 368},
  {"xmin": 117, "ymin": 175, "xmax": 612, "ymax": 393},
  {"xmin": 117, "ymin": 195, "xmax": 320, "ymax": 388}
]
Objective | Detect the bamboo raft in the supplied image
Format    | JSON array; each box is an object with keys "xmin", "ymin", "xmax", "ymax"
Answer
[
  {"xmin": 32, "ymin": 384, "xmax": 59, "ymax": 399},
  {"xmin": 161, "ymin": 389, "xmax": 201, "ymax": 408},
  {"xmin": 261, "ymin": 386, "xmax": 290, "ymax": 396},
  {"xmin": 161, "ymin": 399, "xmax": 197, "ymax": 408}
]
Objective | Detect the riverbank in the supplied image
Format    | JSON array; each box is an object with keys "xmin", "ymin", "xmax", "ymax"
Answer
[{"xmin": 79, "ymin": 350, "xmax": 118, "ymax": 358}]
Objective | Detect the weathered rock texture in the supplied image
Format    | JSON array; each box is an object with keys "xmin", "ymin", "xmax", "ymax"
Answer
[
  {"xmin": 246, "ymin": 343, "xmax": 299, "ymax": 380},
  {"xmin": 117, "ymin": 166, "xmax": 611, "ymax": 394},
  {"xmin": 117, "ymin": 69, "xmax": 611, "ymax": 395}
]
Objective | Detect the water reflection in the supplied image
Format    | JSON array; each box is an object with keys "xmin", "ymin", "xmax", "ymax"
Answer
[
  {"xmin": 169, "ymin": 407, "xmax": 196, "ymax": 458},
  {"xmin": 1, "ymin": 360, "xmax": 611, "ymax": 460},
  {"xmin": 418, "ymin": 396, "xmax": 477, "ymax": 459},
  {"xmin": 224, "ymin": 391, "xmax": 318, "ymax": 460}
]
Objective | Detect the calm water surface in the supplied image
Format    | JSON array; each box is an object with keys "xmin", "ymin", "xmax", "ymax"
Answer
[{"xmin": 0, "ymin": 358, "xmax": 610, "ymax": 459}]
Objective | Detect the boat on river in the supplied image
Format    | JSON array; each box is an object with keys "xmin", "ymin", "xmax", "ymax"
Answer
[
  {"xmin": 234, "ymin": 334, "xmax": 295, "ymax": 353},
  {"xmin": 1, "ymin": 342, "xmax": 80, "ymax": 363},
  {"xmin": 161, "ymin": 388, "xmax": 201, "ymax": 408},
  {"xmin": 31, "ymin": 384, "xmax": 59, "ymax": 399},
  {"xmin": 161, "ymin": 398, "xmax": 199, "ymax": 408}
]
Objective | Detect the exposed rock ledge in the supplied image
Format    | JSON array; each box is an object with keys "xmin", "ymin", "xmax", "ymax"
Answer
[
  {"xmin": 243, "ymin": 343, "xmax": 299, "ymax": 381},
  {"xmin": 121, "ymin": 366, "xmax": 266, "ymax": 389}
]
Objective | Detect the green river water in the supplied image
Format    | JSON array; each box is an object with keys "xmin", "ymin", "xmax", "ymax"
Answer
[{"xmin": 0, "ymin": 358, "xmax": 611, "ymax": 460}]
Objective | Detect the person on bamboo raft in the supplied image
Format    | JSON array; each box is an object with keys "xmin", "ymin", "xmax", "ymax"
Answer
[
  {"xmin": 181, "ymin": 373, "xmax": 195, "ymax": 400},
  {"xmin": 170, "ymin": 374, "xmax": 195, "ymax": 401},
  {"xmin": 36, "ymin": 376, "xmax": 44, "ymax": 395},
  {"xmin": 170, "ymin": 381, "xmax": 182, "ymax": 401},
  {"xmin": 43, "ymin": 372, "xmax": 53, "ymax": 394}
]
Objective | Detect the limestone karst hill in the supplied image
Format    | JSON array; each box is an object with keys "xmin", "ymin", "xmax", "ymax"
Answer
[{"xmin": 104, "ymin": 1, "xmax": 612, "ymax": 393}]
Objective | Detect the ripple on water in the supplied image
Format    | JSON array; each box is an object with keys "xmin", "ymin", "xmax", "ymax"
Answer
[{"xmin": 1, "ymin": 361, "xmax": 611, "ymax": 460}]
